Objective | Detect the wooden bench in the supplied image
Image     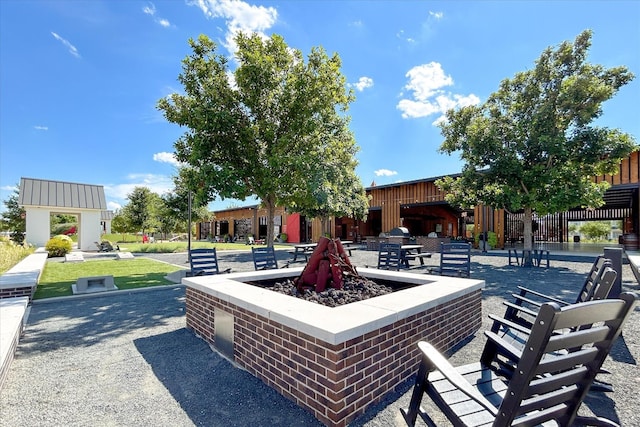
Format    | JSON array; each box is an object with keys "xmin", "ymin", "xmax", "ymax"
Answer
[{"xmin": 189, "ymin": 248, "xmax": 230, "ymax": 276}]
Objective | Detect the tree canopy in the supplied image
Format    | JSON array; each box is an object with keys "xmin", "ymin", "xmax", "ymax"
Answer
[
  {"xmin": 157, "ymin": 32, "xmax": 367, "ymax": 245},
  {"xmin": 119, "ymin": 186, "xmax": 161, "ymax": 239},
  {"xmin": 436, "ymin": 30, "xmax": 637, "ymax": 256},
  {"xmin": 0, "ymin": 185, "xmax": 25, "ymax": 244}
]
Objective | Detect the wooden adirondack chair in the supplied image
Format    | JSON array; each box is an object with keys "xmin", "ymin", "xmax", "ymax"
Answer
[
  {"xmin": 252, "ymin": 246, "xmax": 288, "ymax": 270},
  {"xmin": 432, "ymin": 242, "xmax": 471, "ymax": 277},
  {"xmin": 377, "ymin": 242, "xmax": 403, "ymax": 271},
  {"xmin": 189, "ymin": 248, "xmax": 231, "ymax": 276},
  {"xmin": 502, "ymin": 256, "xmax": 614, "ymax": 329},
  {"xmin": 401, "ymin": 292, "xmax": 638, "ymax": 427}
]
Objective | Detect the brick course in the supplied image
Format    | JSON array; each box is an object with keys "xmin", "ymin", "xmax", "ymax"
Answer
[{"xmin": 186, "ymin": 287, "xmax": 482, "ymax": 427}]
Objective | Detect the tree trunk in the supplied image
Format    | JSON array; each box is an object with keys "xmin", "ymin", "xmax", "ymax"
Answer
[
  {"xmin": 265, "ymin": 196, "xmax": 276, "ymax": 247},
  {"xmin": 320, "ymin": 216, "xmax": 331, "ymax": 238},
  {"xmin": 522, "ymin": 207, "xmax": 534, "ymax": 267}
]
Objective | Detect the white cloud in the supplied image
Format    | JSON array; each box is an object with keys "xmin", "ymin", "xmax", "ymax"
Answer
[
  {"xmin": 375, "ymin": 169, "xmax": 398, "ymax": 177},
  {"xmin": 51, "ymin": 32, "xmax": 80, "ymax": 58},
  {"xmin": 1, "ymin": 185, "xmax": 17, "ymax": 192},
  {"xmin": 396, "ymin": 62, "xmax": 480, "ymax": 124},
  {"xmin": 103, "ymin": 174, "xmax": 175, "ymax": 202},
  {"xmin": 351, "ymin": 76, "xmax": 374, "ymax": 92},
  {"xmin": 107, "ymin": 201, "xmax": 121, "ymax": 211},
  {"xmin": 34, "ymin": 125, "xmax": 48, "ymax": 131},
  {"xmin": 429, "ymin": 11, "xmax": 444, "ymax": 20},
  {"xmin": 188, "ymin": 0, "xmax": 277, "ymax": 54},
  {"xmin": 143, "ymin": 2, "xmax": 172, "ymax": 27},
  {"xmin": 153, "ymin": 151, "xmax": 180, "ymax": 166}
]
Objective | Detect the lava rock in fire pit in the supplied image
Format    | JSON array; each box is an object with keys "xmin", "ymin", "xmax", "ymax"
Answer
[{"xmin": 269, "ymin": 275, "xmax": 393, "ymax": 307}]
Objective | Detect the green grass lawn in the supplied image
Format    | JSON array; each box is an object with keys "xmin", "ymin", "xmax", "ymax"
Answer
[
  {"xmin": 117, "ymin": 241, "xmax": 289, "ymax": 253},
  {"xmin": 35, "ymin": 258, "xmax": 184, "ymax": 299}
]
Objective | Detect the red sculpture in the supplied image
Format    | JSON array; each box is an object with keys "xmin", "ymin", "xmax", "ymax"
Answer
[{"xmin": 295, "ymin": 237, "xmax": 358, "ymax": 292}]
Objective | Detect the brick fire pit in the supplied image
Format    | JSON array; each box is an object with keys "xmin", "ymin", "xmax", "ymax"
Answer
[{"xmin": 184, "ymin": 267, "xmax": 483, "ymax": 426}]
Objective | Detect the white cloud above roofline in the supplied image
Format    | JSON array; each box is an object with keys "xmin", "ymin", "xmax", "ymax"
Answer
[
  {"xmin": 375, "ymin": 169, "xmax": 398, "ymax": 177},
  {"xmin": 396, "ymin": 62, "xmax": 480, "ymax": 124}
]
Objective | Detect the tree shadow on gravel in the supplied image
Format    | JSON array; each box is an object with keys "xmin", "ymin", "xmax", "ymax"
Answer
[
  {"xmin": 21, "ymin": 286, "xmax": 187, "ymax": 355},
  {"xmin": 134, "ymin": 329, "xmax": 322, "ymax": 427}
]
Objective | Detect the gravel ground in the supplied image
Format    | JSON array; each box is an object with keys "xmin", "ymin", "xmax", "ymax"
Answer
[{"xmin": 1, "ymin": 248, "xmax": 638, "ymax": 426}]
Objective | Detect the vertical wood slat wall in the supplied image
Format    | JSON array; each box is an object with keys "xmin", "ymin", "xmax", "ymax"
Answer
[
  {"xmin": 368, "ymin": 181, "xmax": 447, "ymax": 234},
  {"xmin": 201, "ymin": 152, "xmax": 638, "ymax": 245}
]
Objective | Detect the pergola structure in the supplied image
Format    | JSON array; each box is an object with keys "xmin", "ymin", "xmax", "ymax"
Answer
[{"xmin": 18, "ymin": 177, "xmax": 107, "ymax": 250}]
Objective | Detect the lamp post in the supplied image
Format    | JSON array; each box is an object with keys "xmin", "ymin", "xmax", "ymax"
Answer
[{"xmin": 187, "ymin": 190, "xmax": 192, "ymax": 262}]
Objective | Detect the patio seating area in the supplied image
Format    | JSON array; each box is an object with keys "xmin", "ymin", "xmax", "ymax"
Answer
[{"xmin": 0, "ymin": 247, "xmax": 638, "ymax": 426}]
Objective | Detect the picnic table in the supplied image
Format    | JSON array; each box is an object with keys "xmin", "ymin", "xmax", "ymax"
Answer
[
  {"xmin": 400, "ymin": 244, "xmax": 432, "ymax": 268},
  {"xmin": 290, "ymin": 243, "xmax": 317, "ymax": 263},
  {"xmin": 289, "ymin": 240, "xmax": 355, "ymax": 263},
  {"xmin": 508, "ymin": 248, "xmax": 550, "ymax": 268}
]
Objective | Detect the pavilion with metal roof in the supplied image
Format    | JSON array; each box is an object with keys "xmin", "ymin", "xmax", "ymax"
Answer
[{"xmin": 18, "ymin": 177, "xmax": 107, "ymax": 250}]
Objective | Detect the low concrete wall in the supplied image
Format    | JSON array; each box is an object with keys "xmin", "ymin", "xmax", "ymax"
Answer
[
  {"xmin": 0, "ymin": 250, "xmax": 47, "ymax": 390},
  {"xmin": 0, "ymin": 297, "xmax": 29, "ymax": 391},
  {"xmin": 0, "ymin": 249, "xmax": 48, "ymax": 301}
]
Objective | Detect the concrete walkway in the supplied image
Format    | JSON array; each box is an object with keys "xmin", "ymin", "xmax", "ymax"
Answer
[{"xmin": 0, "ymin": 249, "xmax": 638, "ymax": 426}]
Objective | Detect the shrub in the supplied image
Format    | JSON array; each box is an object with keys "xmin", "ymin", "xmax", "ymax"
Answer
[
  {"xmin": 475, "ymin": 231, "xmax": 498, "ymax": 249},
  {"xmin": 45, "ymin": 236, "xmax": 73, "ymax": 257},
  {"xmin": 279, "ymin": 233, "xmax": 288, "ymax": 242},
  {"xmin": 0, "ymin": 239, "xmax": 34, "ymax": 274}
]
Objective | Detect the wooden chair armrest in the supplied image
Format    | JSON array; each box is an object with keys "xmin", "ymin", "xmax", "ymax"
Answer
[
  {"xmin": 483, "ymin": 330, "xmax": 524, "ymax": 362},
  {"xmin": 511, "ymin": 293, "xmax": 545, "ymax": 308},
  {"xmin": 503, "ymin": 300, "xmax": 539, "ymax": 319},
  {"xmin": 516, "ymin": 286, "xmax": 569, "ymax": 305},
  {"xmin": 417, "ymin": 342, "xmax": 499, "ymax": 416},
  {"xmin": 488, "ymin": 314, "xmax": 532, "ymax": 336},
  {"xmin": 191, "ymin": 268, "xmax": 205, "ymax": 276}
]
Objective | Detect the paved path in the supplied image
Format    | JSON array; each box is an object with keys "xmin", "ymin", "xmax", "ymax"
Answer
[{"xmin": 1, "ymin": 249, "xmax": 638, "ymax": 426}]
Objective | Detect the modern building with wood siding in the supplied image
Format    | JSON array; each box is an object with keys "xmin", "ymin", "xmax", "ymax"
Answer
[{"xmin": 202, "ymin": 152, "xmax": 639, "ymax": 247}]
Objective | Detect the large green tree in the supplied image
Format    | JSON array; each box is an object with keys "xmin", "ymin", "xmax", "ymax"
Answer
[
  {"xmin": 436, "ymin": 30, "xmax": 637, "ymax": 263},
  {"xmin": 157, "ymin": 32, "xmax": 364, "ymax": 245},
  {"xmin": 120, "ymin": 187, "xmax": 162, "ymax": 240},
  {"xmin": 0, "ymin": 186, "xmax": 26, "ymax": 244}
]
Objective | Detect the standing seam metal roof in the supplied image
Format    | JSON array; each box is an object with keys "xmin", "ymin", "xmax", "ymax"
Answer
[{"xmin": 18, "ymin": 177, "xmax": 107, "ymax": 210}]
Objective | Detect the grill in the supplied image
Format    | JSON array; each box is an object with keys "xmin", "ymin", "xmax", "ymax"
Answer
[
  {"xmin": 388, "ymin": 227, "xmax": 411, "ymax": 244},
  {"xmin": 389, "ymin": 227, "xmax": 410, "ymax": 237}
]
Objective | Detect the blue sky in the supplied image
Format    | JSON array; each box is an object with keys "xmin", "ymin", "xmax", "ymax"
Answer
[{"xmin": 1, "ymin": 1, "xmax": 638, "ymax": 213}]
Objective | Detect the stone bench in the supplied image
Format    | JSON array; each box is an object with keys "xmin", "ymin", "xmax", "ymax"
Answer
[
  {"xmin": 0, "ymin": 249, "xmax": 48, "ymax": 302},
  {"xmin": 72, "ymin": 275, "xmax": 117, "ymax": 294},
  {"xmin": 0, "ymin": 297, "xmax": 29, "ymax": 391}
]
